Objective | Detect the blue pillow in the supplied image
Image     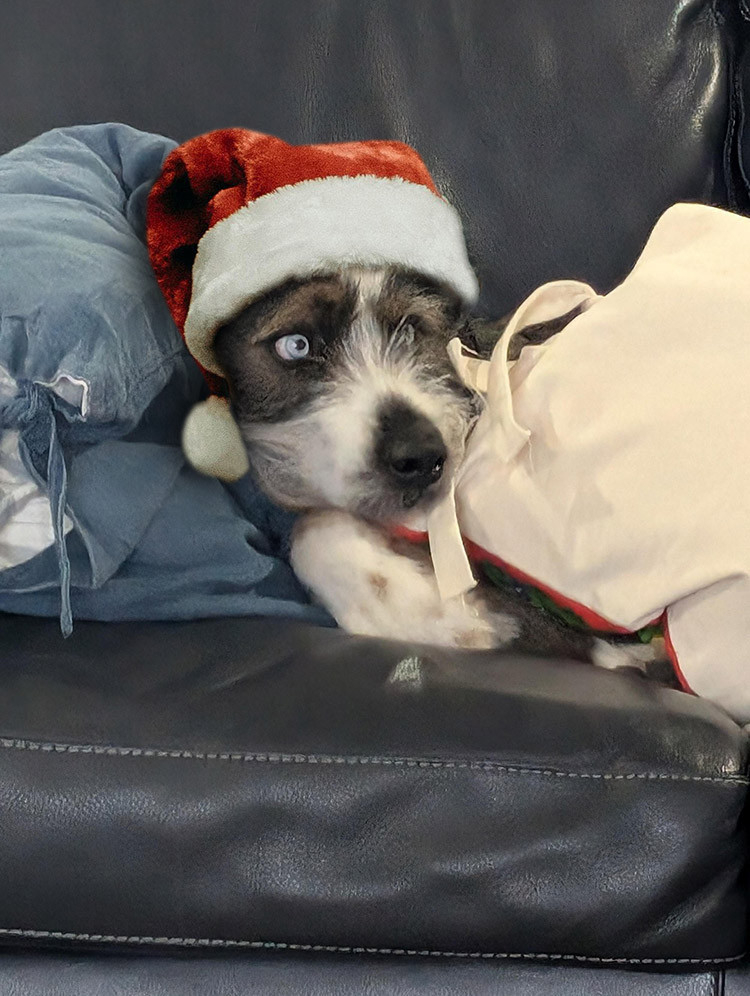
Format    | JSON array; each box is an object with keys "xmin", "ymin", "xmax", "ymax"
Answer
[
  {"xmin": 0, "ymin": 123, "xmax": 189, "ymax": 438},
  {"xmin": 0, "ymin": 125, "xmax": 198, "ymax": 633},
  {"xmin": 0, "ymin": 124, "xmax": 330, "ymax": 637}
]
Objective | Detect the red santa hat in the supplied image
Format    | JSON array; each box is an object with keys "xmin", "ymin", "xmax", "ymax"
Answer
[{"xmin": 146, "ymin": 128, "xmax": 479, "ymax": 480}]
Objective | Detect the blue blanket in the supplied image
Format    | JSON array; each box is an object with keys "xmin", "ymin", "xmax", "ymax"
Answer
[{"xmin": 0, "ymin": 124, "xmax": 334, "ymax": 633}]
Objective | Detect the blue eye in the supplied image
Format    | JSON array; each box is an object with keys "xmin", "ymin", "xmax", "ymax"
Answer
[{"xmin": 275, "ymin": 333, "xmax": 311, "ymax": 361}]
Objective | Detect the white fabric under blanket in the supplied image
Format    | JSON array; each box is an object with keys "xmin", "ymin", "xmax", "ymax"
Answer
[{"xmin": 0, "ymin": 367, "xmax": 73, "ymax": 571}]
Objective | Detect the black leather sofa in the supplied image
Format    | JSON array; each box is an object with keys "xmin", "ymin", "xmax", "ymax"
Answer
[{"xmin": 1, "ymin": 2, "xmax": 749, "ymax": 993}]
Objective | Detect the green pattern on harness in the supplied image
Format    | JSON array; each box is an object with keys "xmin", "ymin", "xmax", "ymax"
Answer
[{"xmin": 480, "ymin": 562, "xmax": 662, "ymax": 643}]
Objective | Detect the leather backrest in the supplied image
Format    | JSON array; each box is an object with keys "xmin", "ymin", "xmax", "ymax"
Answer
[{"xmin": 1, "ymin": 0, "xmax": 746, "ymax": 316}]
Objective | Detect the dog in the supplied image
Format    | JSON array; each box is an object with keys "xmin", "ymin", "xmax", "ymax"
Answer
[{"xmin": 214, "ymin": 263, "xmax": 663, "ymax": 673}]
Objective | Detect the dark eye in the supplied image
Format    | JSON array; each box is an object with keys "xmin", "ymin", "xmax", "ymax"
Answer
[
  {"xmin": 274, "ymin": 333, "xmax": 310, "ymax": 361},
  {"xmin": 394, "ymin": 316, "xmax": 420, "ymax": 345}
]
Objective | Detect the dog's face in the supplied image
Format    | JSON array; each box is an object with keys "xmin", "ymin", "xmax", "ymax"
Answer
[{"xmin": 214, "ymin": 266, "xmax": 480, "ymax": 522}]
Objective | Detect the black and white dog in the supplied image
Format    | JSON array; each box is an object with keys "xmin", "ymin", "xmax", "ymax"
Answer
[{"xmin": 215, "ymin": 263, "xmax": 660, "ymax": 671}]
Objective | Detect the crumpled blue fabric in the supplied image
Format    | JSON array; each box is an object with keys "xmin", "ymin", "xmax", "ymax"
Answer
[
  {"xmin": 0, "ymin": 124, "xmax": 334, "ymax": 634},
  {"xmin": 0, "ymin": 123, "xmax": 190, "ymax": 438},
  {"xmin": 0, "ymin": 437, "xmax": 333, "ymax": 629}
]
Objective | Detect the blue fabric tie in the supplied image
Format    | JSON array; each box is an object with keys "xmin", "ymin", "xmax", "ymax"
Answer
[{"xmin": 0, "ymin": 380, "xmax": 73, "ymax": 636}]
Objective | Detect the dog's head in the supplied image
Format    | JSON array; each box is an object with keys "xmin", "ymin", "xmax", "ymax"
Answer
[{"xmin": 214, "ymin": 265, "xmax": 481, "ymax": 522}]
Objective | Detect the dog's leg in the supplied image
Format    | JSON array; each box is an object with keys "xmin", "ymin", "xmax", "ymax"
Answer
[
  {"xmin": 480, "ymin": 574, "xmax": 669, "ymax": 673},
  {"xmin": 290, "ymin": 510, "xmax": 519, "ymax": 649},
  {"xmin": 290, "ymin": 510, "xmax": 672, "ymax": 676}
]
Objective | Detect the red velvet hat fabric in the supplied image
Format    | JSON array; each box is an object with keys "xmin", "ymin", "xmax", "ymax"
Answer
[{"xmin": 146, "ymin": 128, "xmax": 441, "ymax": 391}]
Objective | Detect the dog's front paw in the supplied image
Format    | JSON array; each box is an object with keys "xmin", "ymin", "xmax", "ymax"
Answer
[
  {"xmin": 290, "ymin": 509, "xmax": 511, "ymax": 650},
  {"xmin": 428, "ymin": 595, "xmax": 519, "ymax": 650}
]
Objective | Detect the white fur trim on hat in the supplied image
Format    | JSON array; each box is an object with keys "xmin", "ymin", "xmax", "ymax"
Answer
[
  {"xmin": 182, "ymin": 395, "xmax": 250, "ymax": 481},
  {"xmin": 184, "ymin": 175, "xmax": 479, "ymax": 375}
]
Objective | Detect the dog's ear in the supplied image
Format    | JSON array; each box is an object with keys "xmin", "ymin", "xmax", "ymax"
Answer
[
  {"xmin": 459, "ymin": 304, "xmax": 586, "ymax": 362},
  {"xmin": 458, "ymin": 313, "xmax": 513, "ymax": 359}
]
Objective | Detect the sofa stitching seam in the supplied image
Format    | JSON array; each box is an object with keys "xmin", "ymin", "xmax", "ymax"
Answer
[
  {"xmin": 1, "ymin": 737, "xmax": 746, "ymax": 784},
  {"xmin": 0, "ymin": 927, "xmax": 744, "ymax": 964}
]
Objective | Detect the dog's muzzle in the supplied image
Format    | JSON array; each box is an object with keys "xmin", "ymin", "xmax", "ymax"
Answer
[{"xmin": 375, "ymin": 400, "xmax": 447, "ymax": 508}]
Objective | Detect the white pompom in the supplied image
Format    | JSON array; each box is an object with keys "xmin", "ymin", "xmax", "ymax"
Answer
[{"xmin": 181, "ymin": 396, "xmax": 250, "ymax": 481}]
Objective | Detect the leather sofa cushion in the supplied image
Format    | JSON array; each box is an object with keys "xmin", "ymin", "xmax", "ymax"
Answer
[
  {"xmin": 0, "ymin": 951, "xmax": 730, "ymax": 996},
  {"xmin": 0, "ymin": 613, "xmax": 746, "ymax": 966}
]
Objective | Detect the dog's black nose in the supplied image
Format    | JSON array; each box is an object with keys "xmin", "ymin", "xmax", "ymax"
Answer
[{"xmin": 376, "ymin": 402, "xmax": 447, "ymax": 503}]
